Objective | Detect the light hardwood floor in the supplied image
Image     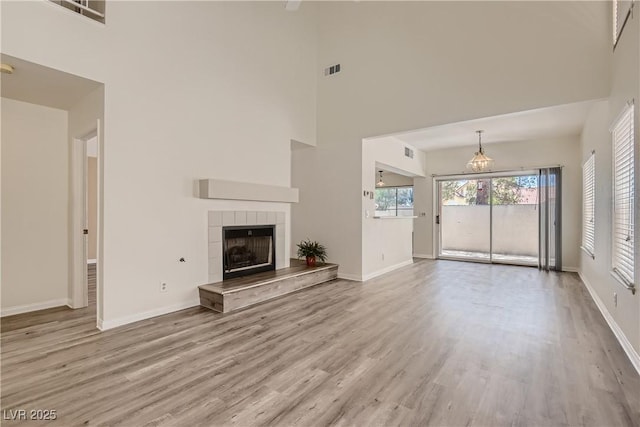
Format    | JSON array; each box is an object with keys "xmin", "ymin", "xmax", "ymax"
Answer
[{"xmin": 1, "ymin": 260, "xmax": 638, "ymax": 426}]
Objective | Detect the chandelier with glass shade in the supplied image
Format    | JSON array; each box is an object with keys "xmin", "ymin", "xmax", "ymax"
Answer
[{"xmin": 466, "ymin": 130, "xmax": 494, "ymax": 172}]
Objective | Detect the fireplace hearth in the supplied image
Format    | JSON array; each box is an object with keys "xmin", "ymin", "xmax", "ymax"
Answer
[{"xmin": 223, "ymin": 225, "xmax": 275, "ymax": 279}]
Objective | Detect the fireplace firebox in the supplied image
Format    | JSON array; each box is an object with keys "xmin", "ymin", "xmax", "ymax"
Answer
[{"xmin": 223, "ymin": 225, "xmax": 275, "ymax": 279}]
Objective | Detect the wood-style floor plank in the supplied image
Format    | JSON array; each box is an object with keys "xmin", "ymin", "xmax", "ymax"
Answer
[{"xmin": 1, "ymin": 260, "xmax": 638, "ymax": 426}]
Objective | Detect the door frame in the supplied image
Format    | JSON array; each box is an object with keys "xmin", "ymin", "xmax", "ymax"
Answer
[
  {"xmin": 433, "ymin": 169, "xmax": 543, "ymax": 266},
  {"xmin": 70, "ymin": 122, "xmax": 101, "ymax": 314}
]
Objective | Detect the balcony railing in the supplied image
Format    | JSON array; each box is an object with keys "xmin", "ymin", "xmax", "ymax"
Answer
[{"xmin": 50, "ymin": 0, "xmax": 105, "ymax": 23}]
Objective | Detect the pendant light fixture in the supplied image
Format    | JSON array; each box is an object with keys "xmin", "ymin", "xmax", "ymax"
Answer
[
  {"xmin": 466, "ymin": 130, "xmax": 494, "ymax": 172},
  {"xmin": 376, "ymin": 170, "xmax": 385, "ymax": 187}
]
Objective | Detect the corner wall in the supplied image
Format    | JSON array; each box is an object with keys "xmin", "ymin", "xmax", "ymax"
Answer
[
  {"xmin": 579, "ymin": 9, "xmax": 639, "ymax": 367},
  {"xmin": 1, "ymin": 1, "xmax": 317, "ymax": 327},
  {"xmin": 1, "ymin": 98, "xmax": 70, "ymax": 315},
  {"xmin": 361, "ymin": 138, "xmax": 425, "ymax": 279}
]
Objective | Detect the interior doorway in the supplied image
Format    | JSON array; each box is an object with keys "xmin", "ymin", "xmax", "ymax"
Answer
[
  {"xmin": 0, "ymin": 53, "xmax": 104, "ymax": 327},
  {"xmin": 436, "ymin": 168, "xmax": 562, "ymax": 270},
  {"xmin": 70, "ymin": 126, "xmax": 100, "ymax": 316}
]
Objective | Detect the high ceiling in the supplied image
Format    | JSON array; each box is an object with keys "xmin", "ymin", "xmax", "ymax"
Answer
[
  {"xmin": 1, "ymin": 54, "xmax": 101, "ymax": 110},
  {"xmin": 369, "ymin": 100, "xmax": 600, "ymax": 152}
]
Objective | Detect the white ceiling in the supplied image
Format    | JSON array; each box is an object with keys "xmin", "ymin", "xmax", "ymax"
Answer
[
  {"xmin": 1, "ymin": 54, "xmax": 101, "ymax": 110},
  {"xmin": 374, "ymin": 100, "xmax": 600, "ymax": 152}
]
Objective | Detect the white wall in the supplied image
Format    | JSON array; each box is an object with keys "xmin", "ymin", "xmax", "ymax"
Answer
[
  {"xmin": 579, "ymin": 9, "xmax": 639, "ymax": 362},
  {"xmin": 363, "ymin": 218, "xmax": 414, "ymax": 281},
  {"xmin": 1, "ymin": 1, "xmax": 317, "ymax": 327},
  {"xmin": 374, "ymin": 171, "xmax": 413, "ymax": 188},
  {"xmin": 360, "ymin": 138, "xmax": 425, "ymax": 279},
  {"xmin": 293, "ymin": 1, "xmax": 611, "ymax": 279},
  {"xmin": 413, "ymin": 136, "xmax": 582, "ymax": 271},
  {"xmin": 1, "ymin": 98, "xmax": 69, "ymax": 314}
]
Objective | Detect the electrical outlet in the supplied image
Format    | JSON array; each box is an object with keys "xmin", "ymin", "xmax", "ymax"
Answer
[
  {"xmin": 613, "ymin": 292, "xmax": 617, "ymax": 307},
  {"xmin": 160, "ymin": 282, "xmax": 168, "ymax": 293},
  {"xmin": 381, "ymin": 253, "xmax": 385, "ymax": 261}
]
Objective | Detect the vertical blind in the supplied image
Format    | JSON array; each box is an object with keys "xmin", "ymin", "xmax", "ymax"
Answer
[
  {"xmin": 611, "ymin": 103, "xmax": 635, "ymax": 286},
  {"xmin": 582, "ymin": 152, "xmax": 595, "ymax": 257}
]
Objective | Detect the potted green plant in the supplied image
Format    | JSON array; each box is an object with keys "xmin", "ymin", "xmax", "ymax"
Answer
[{"xmin": 297, "ymin": 239, "xmax": 327, "ymax": 267}]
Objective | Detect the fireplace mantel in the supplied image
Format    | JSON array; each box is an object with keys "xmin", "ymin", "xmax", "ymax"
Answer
[{"xmin": 199, "ymin": 179, "xmax": 299, "ymax": 203}]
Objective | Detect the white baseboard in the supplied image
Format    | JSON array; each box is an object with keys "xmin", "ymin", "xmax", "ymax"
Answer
[
  {"xmin": 562, "ymin": 266, "xmax": 579, "ymax": 272},
  {"xmin": 98, "ymin": 299, "xmax": 200, "ymax": 331},
  {"xmin": 87, "ymin": 259, "xmax": 97, "ymax": 264},
  {"xmin": 1, "ymin": 298, "xmax": 70, "ymax": 317},
  {"xmin": 413, "ymin": 253, "xmax": 435, "ymax": 259},
  {"xmin": 362, "ymin": 259, "xmax": 414, "ymax": 282},
  {"xmin": 67, "ymin": 298, "xmax": 84, "ymax": 309},
  {"xmin": 578, "ymin": 271, "xmax": 640, "ymax": 375},
  {"xmin": 337, "ymin": 272, "xmax": 362, "ymax": 281}
]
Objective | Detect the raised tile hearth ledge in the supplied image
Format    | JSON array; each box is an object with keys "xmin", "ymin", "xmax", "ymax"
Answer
[
  {"xmin": 199, "ymin": 259, "xmax": 338, "ymax": 313},
  {"xmin": 199, "ymin": 179, "xmax": 299, "ymax": 203}
]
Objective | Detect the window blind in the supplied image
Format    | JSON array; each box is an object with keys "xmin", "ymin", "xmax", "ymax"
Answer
[
  {"xmin": 582, "ymin": 153, "xmax": 595, "ymax": 257},
  {"xmin": 613, "ymin": 0, "xmax": 633, "ymax": 46},
  {"xmin": 611, "ymin": 104, "xmax": 635, "ymax": 286}
]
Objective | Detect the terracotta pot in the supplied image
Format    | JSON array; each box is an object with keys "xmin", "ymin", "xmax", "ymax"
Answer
[{"xmin": 306, "ymin": 256, "xmax": 317, "ymax": 267}]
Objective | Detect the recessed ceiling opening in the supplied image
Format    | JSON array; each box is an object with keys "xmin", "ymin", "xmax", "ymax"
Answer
[
  {"xmin": 0, "ymin": 54, "xmax": 102, "ymax": 110},
  {"xmin": 367, "ymin": 99, "xmax": 603, "ymax": 153}
]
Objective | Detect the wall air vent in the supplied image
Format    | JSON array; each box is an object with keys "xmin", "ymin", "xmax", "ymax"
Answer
[
  {"xmin": 404, "ymin": 147, "xmax": 414, "ymax": 159},
  {"xmin": 324, "ymin": 64, "xmax": 341, "ymax": 76}
]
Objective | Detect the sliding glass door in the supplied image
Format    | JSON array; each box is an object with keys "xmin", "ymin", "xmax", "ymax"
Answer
[
  {"xmin": 491, "ymin": 175, "xmax": 539, "ymax": 266},
  {"xmin": 437, "ymin": 170, "xmax": 561, "ymax": 269},
  {"xmin": 439, "ymin": 179, "xmax": 491, "ymax": 261}
]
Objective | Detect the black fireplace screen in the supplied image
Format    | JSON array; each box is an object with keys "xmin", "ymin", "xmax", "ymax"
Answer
[{"xmin": 223, "ymin": 225, "xmax": 275, "ymax": 279}]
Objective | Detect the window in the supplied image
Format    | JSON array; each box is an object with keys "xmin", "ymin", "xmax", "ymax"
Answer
[
  {"xmin": 611, "ymin": 103, "xmax": 635, "ymax": 288},
  {"xmin": 49, "ymin": 0, "xmax": 106, "ymax": 23},
  {"xmin": 374, "ymin": 186, "xmax": 414, "ymax": 217},
  {"xmin": 582, "ymin": 152, "xmax": 596, "ymax": 258}
]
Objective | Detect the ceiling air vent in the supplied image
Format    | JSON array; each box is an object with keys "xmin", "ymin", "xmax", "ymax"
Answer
[
  {"xmin": 404, "ymin": 147, "xmax": 414, "ymax": 159},
  {"xmin": 324, "ymin": 64, "xmax": 341, "ymax": 76}
]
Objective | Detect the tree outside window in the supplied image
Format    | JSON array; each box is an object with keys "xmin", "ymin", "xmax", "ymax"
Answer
[
  {"xmin": 375, "ymin": 186, "xmax": 414, "ymax": 216},
  {"xmin": 440, "ymin": 176, "xmax": 538, "ymax": 206}
]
